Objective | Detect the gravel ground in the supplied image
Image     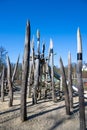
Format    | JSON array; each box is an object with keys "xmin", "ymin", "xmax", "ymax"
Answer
[{"xmin": 0, "ymin": 89, "xmax": 87, "ymax": 130}]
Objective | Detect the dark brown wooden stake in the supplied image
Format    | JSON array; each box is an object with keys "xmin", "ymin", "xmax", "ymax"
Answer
[
  {"xmin": 20, "ymin": 20, "xmax": 30, "ymax": 122},
  {"xmin": 77, "ymin": 28, "xmax": 86, "ymax": 130},
  {"xmin": 68, "ymin": 52, "xmax": 73, "ymax": 109},
  {"xmin": 60, "ymin": 57, "xmax": 70, "ymax": 115}
]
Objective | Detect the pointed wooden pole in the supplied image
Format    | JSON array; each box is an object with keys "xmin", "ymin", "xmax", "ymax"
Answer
[
  {"xmin": 32, "ymin": 36, "xmax": 35, "ymax": 72},
  {"xmin": 60, "ymin": 57, "xmax": 70, "ymax": 115},
  {"xmin": 7, "ymin": 56, "xmax": 13, "ymax": 107},
  {"xmin": 59, "ymin": 76, "xmax": 63, "ymax": 99},
  {"xmin": 32, "ymin": 30, "xmax": 40, "ymax": 104},
  {"xmin": 77, "ymin": 27, "xmax": 86, "ymax": 130},
  {"xmin": 12, "ymin": 55, "xmax": 20, "ymax": 83},
  {"xmin": 20, "ymin": 20, "xmax": 30, "ymax": 122},
  {"xmin": 44, "ymin": 59, "xmax": 49, "ymax": 98},
  {"xmin": 68, "ymin": 51, "xmax": 73, "ymax": 109},
  {"xmin": 1, "ymin": 66, "xmax": 5, "ymax": 102},
  {"xmin": 42, "ymin": 42, "xmax": 45, "ymax": 58},
  {"xmin": 50, "ymin": 39, "xmax": 56, "ymax": 102},
  {"xmin": 28, "ymin": 37, "xmax": 34, "ymax": 98},
  {"xmin": 28, "ymin": 61, "xmax": 33, "ymax": 98}
]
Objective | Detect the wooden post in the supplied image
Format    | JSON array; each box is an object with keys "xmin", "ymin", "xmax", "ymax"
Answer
[
  {"xmin": 12, "ymin": 55, "xmax": 20, "ymax": 83},
  {"xmin": 32, "ymin": 30, "xmax": 40, "ymax": 104},
  {"xmin": 20, "ymin": 20, "xmax": 30, "ymax": 122},
  {"xmin": 60, "ymin": 57, "xmax": 70, "ymax": 115},
  {"xmin": 32, "ymin": 36, "xmax": 35, "ymax": 72},
  {"xmin": 59, "ymin": 76, "xmax": 63, "ymax": 99},
  {"xmin": 7, "ymin": 56, "xmax": 13, "ymax": 107},
  {"xmin": 28, "ymin": 61, "xmax": 33, "ymax": 98},
  {"xmin": 77, "ymin": 28, "xmax": 86, "ymax": 130},
  {"xmin": 1, "ymin": 66, "xmax": 5, "ymax": 102},
  {"xmin": 68, "ymin": 51, "xmax": 73, "ymax": 109},
  {"xmin": 45, "ymin": 59, "xmax": 49, "ymax": 98},
  {"xmin": 28, "ymin": 37, "xmax": 35, "ymax": 98},
  {"xmin": 50, "ymin": 39, "xmax": 56, "ymax": 102},
  {"xmin": 42, "ymin": 42, "xmax": 45, "ymax": 58}
]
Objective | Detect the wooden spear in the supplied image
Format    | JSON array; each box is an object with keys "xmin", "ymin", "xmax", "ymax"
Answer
[
  {"xmin": 77, "ymin": 27, "xmax": 86, "ymax": 130},
  {"xmin": 42, "ymin": 42, "xmax": 45, "ymax": 58},
  {"xmin": 60, "ymin": 57, "xmax": 70, "ymax": 115},
  {"xmin": 28, "ymin": 37, "xmax": 34, "ymax": 98},
  {"xmin": 33, "ymin": 30, "xmax": 40, "ymax": 104},
  {"xmin": 1, "ymin": 66, "xmax": 5, "ymax": 102},
  {"xmin": 50, "ymin": 39, "xmax": 56, "ymax": 102},
  {"xmin": 20, "ymin": 20, "xmax": 30, "ymax": 122},
  {"xmin": 68, "ymin": 51, "xmax": 73, "ymax": 109},
  {"xmin": 12, "ymin": 55, "xmax": 20, "ymax": 83},
  {"xmin": 7, "ymin": 56, "xmax": 13, "ymax": 107}
]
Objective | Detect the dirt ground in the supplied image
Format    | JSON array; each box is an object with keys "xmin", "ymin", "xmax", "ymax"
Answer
[{"xmin": 0, "ymin": 88, "xmax": 87, "ymax": 130}]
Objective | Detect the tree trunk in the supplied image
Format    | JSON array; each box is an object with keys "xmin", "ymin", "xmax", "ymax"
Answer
[
  {"xmin": 7, "ymin": 56, "xmax": 13, "ymax": 107},
  {"xmin": 60, "ymin": 57, "xmax": 70, "ymax": 115},
  {"xmin": 20, "ymin": 20, "xmax": 30, "ymax": 122},
  {"xmin": 1, "ymin": 66, "xmax": 5, "ymax": 102},
  {"xmin": 68, "ymin": 52, "xmax": 73, "ymax": 109}
]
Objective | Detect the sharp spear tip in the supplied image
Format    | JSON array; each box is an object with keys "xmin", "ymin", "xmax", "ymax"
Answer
[
  {"xmin": 50, "ymin": 38, "xmax": 53, "ymax": 49},
  {"xmin": 68, "ymin": 51, "xmax": 71, "ymax": 55},
  {"xmin": 36, "ymin": 29, "xmax": 40, "ymax": 39},
  {"xmin": 77, "ymin": 27, "xmax": 81, "ymax": 34},
  {"xmin": 26, "ymin": 20, "xmax": 30, "ymax": 26}
]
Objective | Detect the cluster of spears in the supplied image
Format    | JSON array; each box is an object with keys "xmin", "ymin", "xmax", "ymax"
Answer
[{"xmin": 0, "ymin": 20, "xmax": 86, "ymax": 130}]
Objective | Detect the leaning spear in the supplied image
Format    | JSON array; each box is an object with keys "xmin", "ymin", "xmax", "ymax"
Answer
[{"xmin": 68, "ymin": 51, "xmax": 73, "ymax": 109}]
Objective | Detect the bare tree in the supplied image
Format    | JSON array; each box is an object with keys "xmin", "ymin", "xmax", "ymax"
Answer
[{"xmin": 20, "ymin": 20, "xmax": 30, "ymax": 122}]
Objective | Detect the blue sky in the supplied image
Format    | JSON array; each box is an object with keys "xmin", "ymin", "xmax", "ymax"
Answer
[{"xmin": 0, "ymin": 0, "xmax": 87, "ymax": 66}]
